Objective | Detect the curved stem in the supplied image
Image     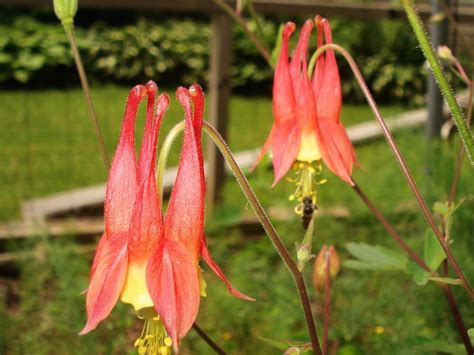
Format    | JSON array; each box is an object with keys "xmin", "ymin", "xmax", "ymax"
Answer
[
  {"xmin": 322, "ymin": 254, "xmax": 331, "ymax": 355},
  {"xmin": 192, "ymin": 323, "xmax": 227, "ymax": 355},
  {"xmin": 64, "ymin": 26, "xmax": 110, "ymax": 169},
  {"xmin": 202, "ymin": 121, "xmax": 322, "ymax": 354},
  {"xmin": 448, "ymin": 81, "xmax": 473, "ymax": 205},
  {"xmin": 211, "ymin": 0, "xmax": 272, "ymax": 67},
  {"xmin": 310, "ymin": 43, "xmax": 473, "ymax": 298},
  {"xmin": 401, "ymin": 0, "xmax": 474, "ymax": 165},
  {"xmin": 156, "ymin": 121, "xmax": 185, "ymax": 197}
]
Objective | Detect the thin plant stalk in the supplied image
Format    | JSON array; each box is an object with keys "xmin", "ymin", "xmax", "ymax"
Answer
[
  {"xmin": 309, "ymin": 43, "xmax": 473, "ymax": 298},
  {"xmin": 156, "ymin": 120, "xmax": 185, "ymax": 197},
  {"xmin": 192, "ymin": 323, "xmax": 227, "ymax": 355},
  {"xmin": 203, "ymin": 121, "xmax": 322, "ymax": 354},
  {"xmin": 156, "ymin": 121, "xmax": 322, "ymax": 354},
  {"xmin": 64, "ymin": 26, "xmax": 110, "ymax": 169},
  {"xmin": 247, "ymin": 1, "xmax": 266, "ymax": 46},
  {"xmin": 448, "ymin": 81, "xmax": 473, "ymax": 205},
  {"xmin": 441, "ymin": 262, "xmax": 473, "ymax": 354},
  {"xmin": 211, "ymin": 0, "xmax": 272, "ymax": 66},
  {"xmin": 401, "ymin": 0, "xmax": 474, "ymax": 165},
  {"xmin": 322, "ymin": 253, "xmax": 331, "ymax": 355}
]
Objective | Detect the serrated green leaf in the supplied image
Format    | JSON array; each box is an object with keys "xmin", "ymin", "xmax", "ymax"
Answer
[
  {"xmin": 345, "ymin": 242, "xmax": 408, "ymax": 271},
  {"xmin": 423, "ymin": 230, "xmax": 446, "ymax": 271}
]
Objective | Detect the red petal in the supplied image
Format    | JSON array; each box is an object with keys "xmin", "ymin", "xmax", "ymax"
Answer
[
  {"xmin": 138, "ymin": 81, "xmax": 158, "ymax": 178},
  {"xmin": 201, "ymin": 240, "xmax": 255, "ymax": 301},
  {"xmin": 271, "ymin": 121, "xmax": 301, "ymax": 186},
  {"xmin": 128, "ymin": 94, "xmax": 169, "ymax": 262},
  {"xmin": 104, "ymin": 85, "xmax": 146, "ymax": 237},
  {"xmin": 289, "ymin": 19, "xmax": 314, "ymax": 98},
  {"xmin": 273, "ymin": 22, "xmax": 296, "ymax": 126},
  {"xmin": 315, "ymin": 18, "xmax": 342, "ymax": 123},
  {"xmin": 165, "ymin": 88, "xmax": 205, "ymax": 258},
  {"xmin": 312, "ymin": 16, "xmax": 325, "ymax": 99},
  {"xmin": 316, "ymin": 119, "xmax": 355, "ymax": 185},
  {"xmin": 79, "ymin": 232, "xmax": 128, "ymax": 335},
  {"xmin": 146, "ymin": 239, "xmax": 200, "ymax": 352},
  {"xmin": 189, "ymin": 84, "xmax": 206, "ymax": 197}
]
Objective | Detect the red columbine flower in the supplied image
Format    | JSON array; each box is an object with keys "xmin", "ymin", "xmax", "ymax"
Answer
[
  {"xmin": 80, "ymin": 82, "xmax": 252, "ymax": 353},
  {"xmin": 255, "ymin": 17, "xmax": 356, "ymax": 223}
]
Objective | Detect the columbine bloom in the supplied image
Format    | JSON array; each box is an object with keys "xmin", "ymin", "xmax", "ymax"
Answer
[
  {"xmin": 255, "ymin": 17, "xmax": 356, "ymax": 219},
  {"xmin": 80, "ymin": 82, "xmax": 252, "ymax": 353}
]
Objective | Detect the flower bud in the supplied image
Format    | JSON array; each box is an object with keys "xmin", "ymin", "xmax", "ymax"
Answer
[
  {"xmin": 312, "ymin": 245, "xmax": 340, "ymax": 291},
  {"xmin": 53, "ymin": 0, "xmax": 78, "ymax": 27},
  {"xmin": 437, "ymin": 45, "xmax": 454, "ymax": 63},
  {"xmin": 284, "ymin": 347, "xmax": 301, "ymax": 355}
]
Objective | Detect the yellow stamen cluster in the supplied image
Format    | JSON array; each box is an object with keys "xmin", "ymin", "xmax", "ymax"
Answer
[
  {"xmin": 287, "ymin": 160, "xmax": 327, "ymax": 215},
  {"xmin": 135, "ymin": 308, "xmax": 172, "ymax": 355}
]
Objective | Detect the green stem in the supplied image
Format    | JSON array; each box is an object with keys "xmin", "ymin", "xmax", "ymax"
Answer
[
  {"xmin": 202, "ymin": 121, "xmax": 322, "ymax": 354},
  {"xmin": 310, "ymin": 43, "xmax": 473, "ymax": 298},
  {"xmin": 401, "ymin": 0, "xmax": 474, "ymax": 165},
  {"xmin": 247, "ymin": 1, "xmax": 266, "ymax": 47},
  {"xmin": 64, "ymin": 25, "xmax": 110, "ymax": 169},
  {"xmin": 156, "ymin": 121, "xmax": 185, "ymax": 197},
  {"xmin": 192, "ymin": 323, "xmax": 227, "ymax": 355},
  {"xmin": 211, "ymin": 0, "xmax": 272, "ymax": 67}
]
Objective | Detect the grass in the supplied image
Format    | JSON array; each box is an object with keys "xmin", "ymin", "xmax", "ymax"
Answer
[
  {"xmin": 0, "ymin": 85, "xmax": 406, "ymax": 221},
  {"xmin": 0, "ymin": 85, "xmax": 473, "ymax": 354}
]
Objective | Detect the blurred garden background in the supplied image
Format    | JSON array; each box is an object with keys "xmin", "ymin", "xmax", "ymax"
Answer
[{"xmin": 0, "ymin": 0, "xmax": 473, "ymax": 354}]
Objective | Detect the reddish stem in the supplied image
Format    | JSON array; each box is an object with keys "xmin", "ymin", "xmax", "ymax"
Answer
[{"xmin": 323, "ymin": 252, "xmax": 331, "ymax": 355}]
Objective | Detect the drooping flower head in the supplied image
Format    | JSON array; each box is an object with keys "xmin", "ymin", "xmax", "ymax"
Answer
[
  {"xmin": 255, "ymin": 17, "xmax": 356, "ymax": 225},
  {"xmin": 80, "ymin": 82, "xmax": 252, "ymax": 353}
]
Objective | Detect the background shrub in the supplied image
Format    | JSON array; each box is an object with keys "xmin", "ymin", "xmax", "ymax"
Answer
[{"xmin": 0, "ymin": 9, "xmax": 426, "ymax": 104}]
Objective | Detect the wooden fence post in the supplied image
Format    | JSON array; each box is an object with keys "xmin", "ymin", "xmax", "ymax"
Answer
[{"xmin": 206, "ymin": 12, "xmax": 232, "ymax": 212}]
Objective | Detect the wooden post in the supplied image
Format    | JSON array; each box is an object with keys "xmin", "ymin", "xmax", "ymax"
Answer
[{"xmin": 206, "ymin": 12, "xmax": 232, "ymax": 212}]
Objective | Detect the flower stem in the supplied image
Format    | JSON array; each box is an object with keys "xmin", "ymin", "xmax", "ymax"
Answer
[
  {"xmin": 401, "ymin": 0, "xmax": 474, "ymax": 165},
  {"xmin": 322, "ymin": 253, "xmax": 331, "ymax": 355},
  {"xmin": 441, "ymin": 262, "xmax": 473, "ymax": 354},
  {"xmin": 63, "ymin": 25, "xmax": 110, "ymax": 169},
  {"xmin": 192, "ymin": 323, "xmax": 227, "ymax": 355},
  {"xmin": 211, "ymin": 0, "xmax": 272, "ymax": 67},
  {"xmin": 156, "ymin": 121, "xmax": 185, "ymax": 197},
  {"xmin": 448, "ymin": 81, "xmax": 473, "ymax": 205},
  {"xmin": 310, "ymin": 43, "xmax": 473, "ymax": 298},
  {"xmin": 202, "ymin": 121, "xmax": 322, "ymax": 354}
]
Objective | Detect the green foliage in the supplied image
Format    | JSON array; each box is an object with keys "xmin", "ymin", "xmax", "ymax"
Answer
[
  {"xmin": 1, "ymin": 11, "xmax": 426, "ymax": 103},
  {"xmin": 344, "ymin": 242, "xmax": 408, "ymax": 271}
]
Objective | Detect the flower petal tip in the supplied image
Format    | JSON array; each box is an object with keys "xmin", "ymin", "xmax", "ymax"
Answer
[{"xmin": 78, "ymin": 321, "xmax": 96, "ymax": 336}]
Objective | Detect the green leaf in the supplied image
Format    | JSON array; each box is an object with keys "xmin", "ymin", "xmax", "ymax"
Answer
[
  {"xmin": 423, "ymin": 230, "xmax": 446, "ymax": 271},
  {"xmin": 468, "ymin": 328, "xmax": 474, "ymax": 343},
  {"xmin": 345, "ymin": 242, "xmax": 408, "ymax": 272}
]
